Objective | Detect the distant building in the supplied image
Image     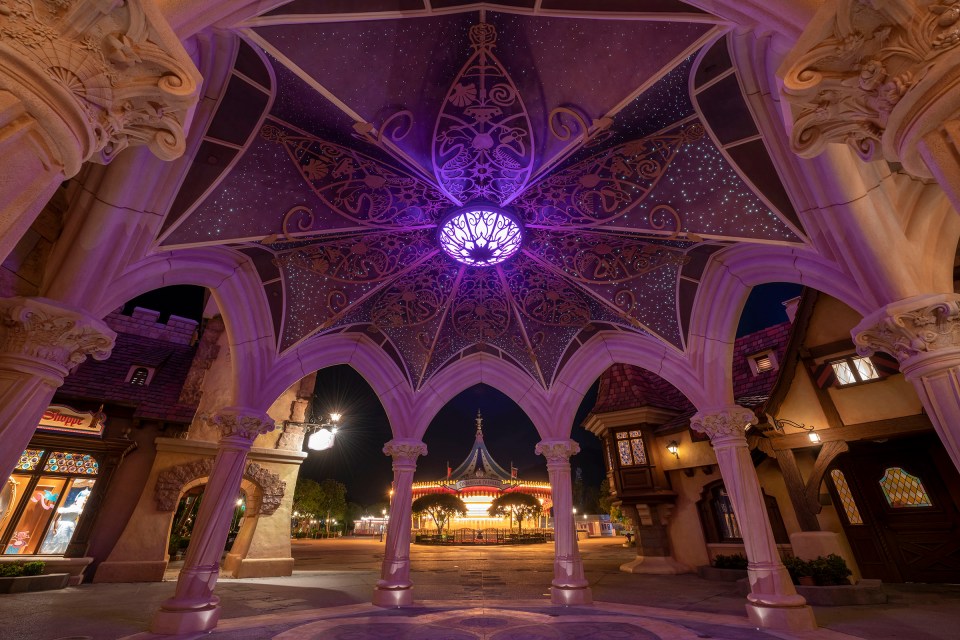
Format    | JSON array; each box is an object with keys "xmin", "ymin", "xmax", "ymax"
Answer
[{"xmin": 411, "ymin": 412, "xmax": 551, "ymax": 531}]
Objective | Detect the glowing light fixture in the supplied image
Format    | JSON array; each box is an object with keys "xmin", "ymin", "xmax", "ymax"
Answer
[
  {"xmin": 307, "ymin": 427, "xmax": 336, "ymax": 451},
  {"xmin": 438, "ymin": 206, "xmax": 522, "ymax": 266},
  {"xmin": 666, "ymin": 440, "xmax": 680, "ymax": 459}
]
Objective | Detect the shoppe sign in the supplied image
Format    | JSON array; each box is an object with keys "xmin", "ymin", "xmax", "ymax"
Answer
[{"xmin": 37, "ymin": 404, "xmax": 106, "ymax": 437}]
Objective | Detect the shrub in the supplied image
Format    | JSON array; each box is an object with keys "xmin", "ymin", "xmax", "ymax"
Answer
[
  {"xmin": 784, "ymin": 554, "xmax": 852, "ymax": 585},
  {"xmin": 809, "ymin": 554, "xmax": 852, "ymax": 586},
  {"xmin": 712, "ymin": 553, "xmax": 748, "ymax": 570},
  {"xmin": 0, "ymin": 561, "xmax": 45, "ymax": 577}
]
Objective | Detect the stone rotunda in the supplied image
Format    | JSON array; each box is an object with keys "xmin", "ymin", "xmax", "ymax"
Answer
[{"xmin": 0, "ymin": 0, "xmax": 959, "ymax": 637}]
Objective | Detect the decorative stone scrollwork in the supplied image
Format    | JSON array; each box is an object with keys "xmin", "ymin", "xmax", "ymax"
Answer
[
  {"xmin": 0, "ymin": 297, "xmax": 115, "ymax": 371},
  {"xmin": 209, "ymin": 407, "xmax": 276, "ymax": 441},
  {"xmin": 689, "ymin": 406, "xmax": 757, "ymax": 443},
  {"xmin": 0, "ymin": 0, "xmax": 200, "ymax": 172},
  {"xmin": 382, "ymin": 439, "xmax": 428, "ymax": 463},
  {"xmin": 154, "ymin": 458, "xmax": 286, "ymax": 515},
  {"xmin": 854, "ymin": 294, "xmax": 960, "ymax": 362},
  {"xmin": 535, "ymin": 439, "xmax": 580, "ymax": 463},
  {"xmin": 782, "ymin": 0, "xmax": 960, "ymax": 169}
]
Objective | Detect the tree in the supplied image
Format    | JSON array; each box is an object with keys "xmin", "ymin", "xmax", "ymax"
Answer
[
  {"xmin": 412, "ymin": 493, "xmax": 466, "ymax": 536},
  {"xmin": 488, "ymin": 492, "xmax": 542, "ymax": 534},
  {"xmin": 316, "ymin": 478, "xmax": 347, "ymax": 535},
  {"xmin": 293, "ymin": 478, "xmax": 325, "ymax": 518},
  {"xmin": 598, "ymin": 478, "xmax": 624, "ymax": 523}
]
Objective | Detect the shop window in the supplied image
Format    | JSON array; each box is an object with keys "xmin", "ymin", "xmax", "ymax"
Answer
[
  {"xmin": 748, "ymin": 350, "xmax": 778, "ymax": 376},
  {"xmin": 698, "ymin": 480, "xmax": 789, "ymax": 544},
  {"xmin": 829, "ymin": 469, "xmax": 864, "ymax": 525},
  {"xmin": 126, "ymin": 365, "xmax": 155, "ymax": 386},
  {"xmin": 615, "ymin": 430, "xmax": 647, "ymax": 467},
  {"xmin": 879, "ymin": 467, "xmax": 932, "ymax": 508},
  {"xmin": 1, "ymin": 449, "xmax": 98, "ymax": 556},
  {"xmin": 830, "ymin": 356, "xmax": 880, "ymax": 387},
  {"xmin": 16, "ymin": 449, "xmax": 44, "ymax": 472}
]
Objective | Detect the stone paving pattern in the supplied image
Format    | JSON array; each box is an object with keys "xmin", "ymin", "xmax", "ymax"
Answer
[{"xmin": 1, "ymin": 538, "xmax": 958, "ymax": 640}]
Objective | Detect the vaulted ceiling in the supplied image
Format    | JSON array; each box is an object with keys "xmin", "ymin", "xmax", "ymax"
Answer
[{"xmin": 158, "ymin": 1, "xmax": 806, "ymax": 391}]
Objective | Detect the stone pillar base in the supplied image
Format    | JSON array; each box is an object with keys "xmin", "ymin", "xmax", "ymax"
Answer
[
  {"xmin": 373, "ymin": 585, "xmax": 414, "ymax": 607},
  {"xmin": 620, "ymin": 555, "xmax": 692, "ymax": 575},
  {"xmin": 745, "ymin": 602, "xmax": 817, "ymax": 631},
  {"xmin": 550, "ymin": 585, "xmax": 593, "ymax": 605},
  {"xmin": 151, "ymin": 603, "xmax": 221, "ymax": 635},
  {"xmin": 223, "ymin": 555, "xmax": 295, "ymax": 578},
  {"xmin": 93, "ymin": 560, "xmax": 167, "ymax": 583}
]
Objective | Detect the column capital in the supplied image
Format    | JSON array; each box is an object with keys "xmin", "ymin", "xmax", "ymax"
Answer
[
  {"xmin": 208, "ymin": 407, "xmax": 276, "ymax": 442},
  {"xmin": 0, "ymin": 296, "xmax": 114, "ymax": 372},
  {"xmin": 535, "ymin": 439, "xmax": 580, "ymax": 463},
  {"xmin": 382, "ymin": 439, "xmax": 427, "ymax": 463},
  {"xmin": 690, "ymin": 406, "xmax": 756, "ymax": 444},
  {"xmin": 0, "ymin": 0, "xmax": 201, "ymax": 175},
  {"xmin": 781, "ymin": 0, "xmax": 960, "ymax": 177},
  {"xmin": 854, "ymin": 293, "xmax": 960, "ymax": 369}
]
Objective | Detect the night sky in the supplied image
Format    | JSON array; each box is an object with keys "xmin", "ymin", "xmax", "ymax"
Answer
[{"xmin": 127, "ymin": 281, "xmax": 801, "ymax": 510}]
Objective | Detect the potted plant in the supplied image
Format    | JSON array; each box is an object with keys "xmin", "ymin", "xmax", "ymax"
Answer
[{"xmin": 784, "ymin": 556, "xmax": 815, "ymax": 585}]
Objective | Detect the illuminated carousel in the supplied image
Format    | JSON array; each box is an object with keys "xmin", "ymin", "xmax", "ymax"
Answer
[
  {"xmin": 159, "ymin": 11, "xmax": 803, "ymax": 388},
  {"xmin": 411, "ymin": 412, "xmax": 551, "ymax": 532}
]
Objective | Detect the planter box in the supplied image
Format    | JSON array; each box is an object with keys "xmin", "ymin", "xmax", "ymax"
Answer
[
  {"xmin": 0, "ymin": 572, "xmax": 69, "ymax": 594},
  {"xmin": 697, "ymin": 565, "xmax": 748, "ymax": 582},
  {"xmin": 796, "ymin": 579, "xmax": 887, "ymax": 606}
]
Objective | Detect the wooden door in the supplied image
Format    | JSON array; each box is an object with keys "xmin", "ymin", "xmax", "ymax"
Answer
[{"xmin": 830, "ymin": 434, "xmax": 960, "ymax": 583}]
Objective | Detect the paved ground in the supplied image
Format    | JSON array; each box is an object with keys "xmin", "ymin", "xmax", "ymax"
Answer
[{"xmin": 1, "ymin": 537, "xmax": 958, "ymax": 640}]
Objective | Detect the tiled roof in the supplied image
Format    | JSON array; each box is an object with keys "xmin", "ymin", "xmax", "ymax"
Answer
[
  {"xmin": 57, "ymin": 332, "xmax": 198, "ymax": 424},
  {"xmin": 592, "ymin": 321, "xmax": 792, "ymax": 415}
]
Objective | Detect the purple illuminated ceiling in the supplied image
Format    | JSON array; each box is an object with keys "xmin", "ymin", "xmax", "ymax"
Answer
[{"xmin": 161, "ymin": 6, "xmax": 806, "ymax": 389}]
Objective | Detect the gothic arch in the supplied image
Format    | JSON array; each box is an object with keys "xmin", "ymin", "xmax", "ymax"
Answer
[{"xmin": 154, "ymin": 457, "xmax": 285, "ymax": 516}]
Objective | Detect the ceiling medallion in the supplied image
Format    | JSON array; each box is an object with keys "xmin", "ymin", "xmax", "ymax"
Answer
[{"xmin": 438, "ymin": 205, "xmax": 523, "ymax": 267}]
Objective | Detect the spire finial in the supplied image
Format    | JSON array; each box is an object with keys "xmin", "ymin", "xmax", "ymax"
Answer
[{"xmin": 475, "ymin": 409, "xmax": 483, "ymax": 436}]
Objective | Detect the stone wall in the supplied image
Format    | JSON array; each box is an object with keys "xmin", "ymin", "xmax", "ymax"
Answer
[{"xmin": 104, "ymin": 307, "xmax": 198, "ymax": 346}]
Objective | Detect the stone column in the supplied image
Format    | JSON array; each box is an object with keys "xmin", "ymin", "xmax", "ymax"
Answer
[
  {"xmin": 0, "ymin": 0, "xmax": 200, "ymax": 261},
  {"xmin": 691, "ymin": 407, "xmax": 816, "ymax": 631},
  {"xmin": 536, "ymin": 439, "xmax": 592, "ymax": 605},
  {"xmin": 0, "ymin": 297, "xmax": 115, "ymax": 483},
  {"xmin": 151, "ymin": 408, "xmax": 275, "ymax": 635},
  {"xmin": 780, "ymin": 0, "xmax": 960, "ymax": 212},
  {"xmin": 373, "ymin": 439, "xmax": 427, "ymax": 607},
  {"xmin": 855, "ymin": 294, "xmax": 960, "ymax": 473}
]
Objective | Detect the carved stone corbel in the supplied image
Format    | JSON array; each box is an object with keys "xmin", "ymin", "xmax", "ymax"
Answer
[
  {"xmin": 781, "ymin": 0, "xmax": 960, "ymax": 178},
  {"xmin": 0, "ymin": 0, "xmax": 201, "ymax": 175}
]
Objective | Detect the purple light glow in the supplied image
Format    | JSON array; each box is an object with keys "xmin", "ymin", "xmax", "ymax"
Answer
[{"xmin": 438, "ymin": 207, "xmax": 523, "ymax": 266}]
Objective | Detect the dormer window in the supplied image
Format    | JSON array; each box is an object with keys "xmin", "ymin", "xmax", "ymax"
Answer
[
  {"xmin": 748, "ymin": 350, "xmax": 778, "ymax": 376},
  {"xmin": 126, "ymin": 366, "xmax": 155, "ymax": 386},
  {"xmin": 830, "ymin": 356, "xmax": 879, "ymax": 387}
]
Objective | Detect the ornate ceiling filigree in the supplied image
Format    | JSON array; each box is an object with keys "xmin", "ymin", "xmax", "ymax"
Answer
[
  {"xmin": 514, "ymin": 122, "xmax": 704, "ymax": 228},
  {"xmin": 433, "ymin": 23, "xmax": 534, "ymax": 205},
  {"xmin": 163, "ymin": 12, "xmax": 805, "ymax": 390},
  {"xmin": 262, "ymin": 124, "xmax": 447, "ymax": 229}
]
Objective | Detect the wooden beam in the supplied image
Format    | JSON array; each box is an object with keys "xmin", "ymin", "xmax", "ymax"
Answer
[
  {"xmin": 803, "ymin": 441, "xmax": 849, "ymax": 514},
  {"xmin": 769, "ymin": 414, "xmax": 932, "ymax": 451},
  {"xmin": 774, "ymin": 449, "xmax": 821, "ymax": 531}
]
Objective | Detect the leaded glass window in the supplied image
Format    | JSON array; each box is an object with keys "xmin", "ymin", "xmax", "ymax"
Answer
[
  {"xmin": 830, "ymin": 469, "xmax": 863, "ymax": 525},
  {"xmin": 42, "ymin": 452, "xmax": 98, "ymax": 476},
  {"xmin": 615, "ymin": 430, "xmax": 647, "ymax": 467},
  {"xmin": 16, "ymin": 450, "xmax": 44, "ymax": 471},
  {"xmin": 879, "ymin": 467, "xmax": 931, "ymax": 508}
]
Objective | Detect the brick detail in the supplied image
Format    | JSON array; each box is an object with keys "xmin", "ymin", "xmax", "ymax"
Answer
[{"xmin": 104, "ymin": 307, "xmax": 198, "ymax": 346}]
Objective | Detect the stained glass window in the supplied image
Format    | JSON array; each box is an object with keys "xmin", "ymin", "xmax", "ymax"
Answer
[
  {"xmin": 713, "ymin": 488, "xmax": 742, "ymax": 540},
  {"xmin": 42, "ymin": 452, "xmax": 99, "ymax": 476},
  {"xmin": 879, "ymin": 467, "xmax": 931, "ymax": 508},
  {"xmin": 615, "ymin": 430, "xmax": 647, "ymax": 466},
  {"xmin": 16, "ymin": 449, "xmax": 44, "ymax": 471},
  {"xmin": 830, "ymin": 469, "xmax": 863, "ymax": 524}
]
